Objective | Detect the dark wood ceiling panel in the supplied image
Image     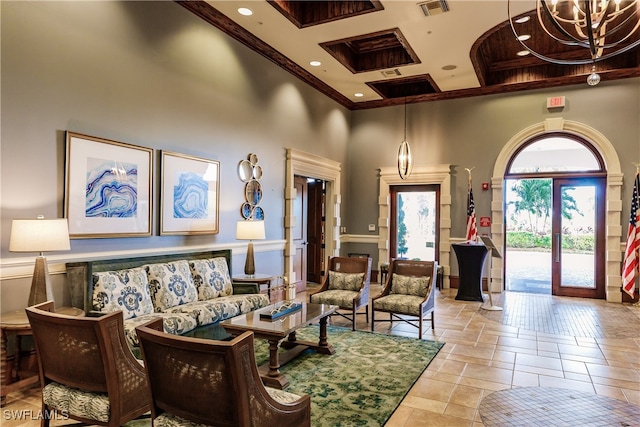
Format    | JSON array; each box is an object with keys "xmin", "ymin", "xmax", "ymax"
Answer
[
  {"xmin": 367, "ymin": 74, "xmax": 440, "ymax": 99},
  {"xmin": 268, "ymin": 0, "xmax": 383, "ymax": 28},
  {"xmin": 471, "ymin": 8, "xmax": 640, "ymax": 88},
  {"xmin": 321, "ymin": 28, "xmax": 420, "ymax": 73}
]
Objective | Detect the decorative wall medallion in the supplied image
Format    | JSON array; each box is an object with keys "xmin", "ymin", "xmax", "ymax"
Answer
[{"xmin": 238, "ymin": 153, "xmax": 263, "ymax": 219}]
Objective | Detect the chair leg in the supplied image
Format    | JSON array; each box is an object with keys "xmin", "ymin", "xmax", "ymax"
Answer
[
  {"xmin": 418, "ymin": 317, "xmax": 423, "ymax": 339},
  {"xmin": 41, "ymin": 403, "xmax": 51, "ymax": 427},
  {"xmin": 365, "ymin": 306, "xmax": 369, "ymax": 324},
  {"xmin": 431, "ymin": 313, "xmax": 435, "ymax": 330},
  {"xmin": 371, "ymin": 310, "xmax": 375, "ymax": 331}
]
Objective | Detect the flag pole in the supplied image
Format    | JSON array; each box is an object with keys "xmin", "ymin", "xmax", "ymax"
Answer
[
  {"xmin": 633, "ymin": 163, "xmax": 640, "ymax": 307},
  {"xmin": 622, "ymin": 163, "xmax": 640, "ymax": 306}
]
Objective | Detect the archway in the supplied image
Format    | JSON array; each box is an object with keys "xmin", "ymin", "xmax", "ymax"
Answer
[{"xmin": 492, "ymin": 118, "xmax": 623, "ymax": 302}]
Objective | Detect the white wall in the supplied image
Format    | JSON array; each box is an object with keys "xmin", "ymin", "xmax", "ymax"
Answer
[{"xmin": 0, "ymin": 1, "xmax": 350, "ymax": 312}]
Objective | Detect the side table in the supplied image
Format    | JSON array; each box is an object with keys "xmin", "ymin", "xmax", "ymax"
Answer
[
  {"xmin": 0, "ymin": 306, "xmax": 83, "ymax": 404},
  {"xmin": 233, "ymin": 274, "xmax": 276, "ymax": 302}
]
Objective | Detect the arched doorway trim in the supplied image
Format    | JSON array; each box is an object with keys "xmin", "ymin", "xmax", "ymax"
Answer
[
  {"xmin": 285, "ymin": 148, "xmax": 341, "ymax": 287},
  {"xmin": 378, "ymin": 164, "xmax": 452, "ymax": 288},
  {"xmin": 492, "ymin": 118, "xmax": 624, "ymax": 302}
]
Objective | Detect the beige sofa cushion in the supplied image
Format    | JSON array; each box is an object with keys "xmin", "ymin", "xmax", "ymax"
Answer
[
  {"xmin": 144, "ymin": 260, "xmax": 198, "ymax": 311},
  {"xmin": 92, "ymin": 267, "xmax": 155, "ymax": 320},
  {"xmin": 189, "ymin": 257, "xmax": 233, "ymax": 300}
]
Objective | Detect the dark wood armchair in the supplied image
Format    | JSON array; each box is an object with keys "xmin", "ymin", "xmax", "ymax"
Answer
[
  {"xmin": 308, "ymin": 256, "xmax": 372, "ymax": 330},
  {"xmin": 135, "ymin": 319, "xmax": 311, "ymax": 427},
  {"xmin": 371, "ymin": 259, "xmax": 437, "ymax": 338},
  {"xmin": 25, "ymin": 301, "xmax": 150, "ymax": 427}
]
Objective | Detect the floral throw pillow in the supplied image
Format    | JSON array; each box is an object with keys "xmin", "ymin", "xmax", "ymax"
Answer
[
  {"xmin": 189, "ymin": 257, "xmax": 233, "ymax": 300},
  {"xmin": 327, "ymin": 271, "xmax": 364, "ymax": 291},
  {"xmin": 391, "ymin": 273, "xmax": 431, "ymax": 297},
  {"xmin": 144, "ymin": 260, "xmax": 198, "ymax": 311},
  {"xmin": 92, "ymin": 267, "xmax": 154, "ymax": 320}
]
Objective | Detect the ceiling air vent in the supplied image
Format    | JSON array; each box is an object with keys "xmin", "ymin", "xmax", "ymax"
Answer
[
  {"xmin": 381, "ymin": 69, "xmax": 402, "ymax": 78},
  {"xmin": 418, "ymin": 0, "xmax": 450, "ymax": 16}
]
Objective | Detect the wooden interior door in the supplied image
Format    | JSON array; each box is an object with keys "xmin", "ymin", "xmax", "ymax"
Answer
[
  {"xmin": 306, "ymin": 180, "xmax": 324, "ymax": 284},
  {"xmin": 292, "ymin": 175, "xmax": 308, "ymax": 292}
]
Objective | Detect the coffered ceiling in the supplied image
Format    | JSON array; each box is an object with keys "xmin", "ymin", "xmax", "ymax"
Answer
[{"xmin": 177, "ymin": 0, "xmax": 640, "ymax": 110}]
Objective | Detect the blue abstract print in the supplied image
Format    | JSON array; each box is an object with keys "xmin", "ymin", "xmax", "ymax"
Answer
[
  {"xmin": 85, "ymin": 158, "xmax": 138, "ymax": 218},
  {"xmin": 173, "ymin": 172, "xmax": 208, "ymax": 219}
]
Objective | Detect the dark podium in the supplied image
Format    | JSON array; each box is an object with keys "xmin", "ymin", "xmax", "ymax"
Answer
[{"xmin": 452, "ymin": 243, "xmax": 488, "ymax": 301}]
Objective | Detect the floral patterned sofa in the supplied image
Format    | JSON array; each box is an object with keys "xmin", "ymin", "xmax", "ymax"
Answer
[{"xmin": 66, "ymin": 249, "xmax": 270, "ymax": 356}]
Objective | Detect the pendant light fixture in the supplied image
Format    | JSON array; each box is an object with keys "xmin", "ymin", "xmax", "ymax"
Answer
[
  {"xmin": 507, "ymin": 0, "xmax": 640, "ymax": 86},
  {"xmin": 397, "ymin": 101, "xmax": 413, "ymax": 179}
]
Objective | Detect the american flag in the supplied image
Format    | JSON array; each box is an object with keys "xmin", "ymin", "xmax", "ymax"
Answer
[
  {"xmin": 622, "ymin": 172, "xmax": 640, "ymax": 298},
  {"xmin": 466, "ymin": 179, "xmax": 477, "ymax": 242}
]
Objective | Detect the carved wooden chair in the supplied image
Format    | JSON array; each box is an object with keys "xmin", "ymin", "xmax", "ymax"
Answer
[
  {"xmin": 135, "ymin": 319, "xmax": 311, "ymax": 427},
  {"xmin": 371, "ymin": 259, "xmax": 437, "ymax": 338},
  {"xmin": 25, "ymin": 301, "xmax": 150, "ymax": 427},
  {"xmin": 308, "ymin": 256, "xmax": 372, "ymax": 330}
]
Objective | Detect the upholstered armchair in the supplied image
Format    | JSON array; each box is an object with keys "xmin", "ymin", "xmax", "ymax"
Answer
[
  {"xmin": 308, "ymin": 256, "xmax": 372, "ymax": 331},
  {"xmin": 25, "ymin": 301, "xmax": 150, "ymax": 427},
  {"xmin": 371, "ymin": 259, "xmax": 437, "ymax": 338},
  {"xmin": 136, "ymin": 319, "xmax": 311, "ymax": 427}
]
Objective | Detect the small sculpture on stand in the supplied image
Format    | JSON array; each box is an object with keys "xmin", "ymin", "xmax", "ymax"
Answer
[{"xmin": 260, "ymin": 276, "xmax": 301, "ymax": 320}]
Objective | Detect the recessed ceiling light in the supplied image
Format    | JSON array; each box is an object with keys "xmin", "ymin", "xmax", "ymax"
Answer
[
  {"xmin": 354, "ymin": 93, "xmax": 364, "ymax": 97},
  {"xmin": 515, "ymin": 16, "xmax": 530, "ymax": 24},
  {"xmin": 310, "ymin": 60, "xmax": 321, "ymax": 67},
  {"xmin": 237, "ymin": 7, "xmax": 253, "ymax": 16},
  {"xmin": 517, "ymin": 34, "xmax": 531, "ymax": 41},
  {"xmin": 442, "ymin": 64, "xmax": 457, "ymax": 71},
  {"xmin": 517, "ymin": 50, "xmax": 531, "ymax": 56}
]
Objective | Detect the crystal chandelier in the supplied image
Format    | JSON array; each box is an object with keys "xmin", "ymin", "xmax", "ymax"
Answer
[{"xmin": 508, "ymin": 0, "xmax": 640, "ymax": 85}]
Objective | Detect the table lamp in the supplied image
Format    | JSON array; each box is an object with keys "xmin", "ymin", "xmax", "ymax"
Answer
[
  {"xmin": 236, "ymin": 220, "xmax": 265, "ymax": 276},
  {"xmin": 9, "ymin": 216, "xmax": 71, "ymax": 306}
]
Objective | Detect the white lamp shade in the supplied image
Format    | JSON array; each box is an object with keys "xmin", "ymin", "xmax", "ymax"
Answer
[
  {"xmin": 236, "ymin": 220, "xmax": 265, "ymax": 240},
  {"xmin": 9, "ymin": 218, "xmax": 71, "ymax": 253}
]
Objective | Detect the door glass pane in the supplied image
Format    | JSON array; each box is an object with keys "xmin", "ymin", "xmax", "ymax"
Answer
[
  {"xmin": 396, "ymin": 191, "xmax": 436, "ymax": 261},
  {"xmin": 560, "ymin": 185, "xmax": 596, "ymax": 288},
  {"xmin": 509, "ymin": 137, "xmax": 600, "ymax": 173},
  {"xmin": 504, "ymin": 178, "xmax": 552, "ymax": 294}
]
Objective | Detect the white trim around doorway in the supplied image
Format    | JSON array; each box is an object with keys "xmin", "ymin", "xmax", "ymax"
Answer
[
  {"xmin": 284, "ymin": 148, "xmax": 342, "ymax": 286},
  {"xmin": 492, "ymin": 118, "xmax": 624, "ymax": 302},
  {"xmin": 378, "ymin": 164, "xmax": 452, "ymax": 289}
]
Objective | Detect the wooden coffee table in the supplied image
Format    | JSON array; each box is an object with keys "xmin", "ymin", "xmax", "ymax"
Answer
[{"xmin": 220, "ymin": 302, "xmax": 337, "ymax": 389}]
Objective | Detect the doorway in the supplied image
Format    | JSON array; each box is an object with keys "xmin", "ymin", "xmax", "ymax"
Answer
[
  {"xmin": 505, "ymin": 177, "xmax": 606, "ymax": 298},
  {"xmin": 389, "ymin": 185, "xmax": 440, "ymax": 262},
  {"xmin": 503, "ymin": 133, "xmax": 607, "ymax": 299},
  {"xmin": 291, "ymin": 175, "xmax": 325, "ymax": 291},
  {"xmin": 284, "ymin": 149, "xmax": 341, "ymax": 294}
]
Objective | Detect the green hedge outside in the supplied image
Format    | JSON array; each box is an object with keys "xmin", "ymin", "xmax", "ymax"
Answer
[{"xmin": 506, "ymin": 231, "xmax": 594, "ymax": 253}]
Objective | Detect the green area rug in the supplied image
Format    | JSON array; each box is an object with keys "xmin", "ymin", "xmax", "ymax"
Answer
[
  {"xmin": 254, "ymin": 325, "xmax": 444, "ymax": 427},
  {"xmin": 126, "ymin": 326, "xmax": 443, "ymax": 427}
]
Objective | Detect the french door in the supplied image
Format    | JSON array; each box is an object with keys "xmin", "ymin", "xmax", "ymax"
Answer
[
  {"xmin": 552, "ymin": 177, "xmax": 605, "ymax": 298},
  {"xmin": 505, "ymin": 176, "xmax": 605, "ymax": 298}
]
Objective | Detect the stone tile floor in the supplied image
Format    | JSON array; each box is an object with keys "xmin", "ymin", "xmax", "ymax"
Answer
[{"xmin": 2, "ymin": 286, "xmax": 639, "ymax": 426}]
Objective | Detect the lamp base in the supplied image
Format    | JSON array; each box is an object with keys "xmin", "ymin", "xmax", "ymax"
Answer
[
  {"xmin": 244, "ymin": 241, "xmax": 256, "ymax": 276},
  {"xmin": 28, "ymin": 256, "xmax": 54, "ymax": 306}
]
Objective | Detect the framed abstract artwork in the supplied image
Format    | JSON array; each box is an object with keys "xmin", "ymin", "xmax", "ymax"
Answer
[
  {"xmin": 160, "ymin": 151, "xmax": 220, "ymax": 235},
  {"xmin": 64, "ymin": 132, "xmax": 153, "ymax": 238}
]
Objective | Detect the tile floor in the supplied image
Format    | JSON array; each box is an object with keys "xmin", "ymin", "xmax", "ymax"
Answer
[{"xmin": 2, "ymin": 285, "xmax": 639, "ymax": 426}]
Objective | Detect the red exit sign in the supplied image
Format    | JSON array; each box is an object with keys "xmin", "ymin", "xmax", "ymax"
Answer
[{"xmin": 547, "ymin": 96, "xmax": 565, "ymax": 109}]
